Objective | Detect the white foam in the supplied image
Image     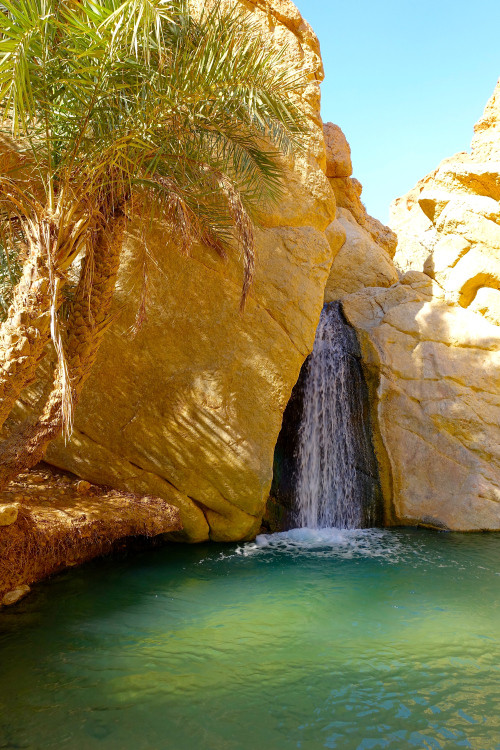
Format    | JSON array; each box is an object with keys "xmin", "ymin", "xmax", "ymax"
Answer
[
  {"xmin": 237, "ymin": 527, "xmax": 404, "ymax": 560},
  {"xmin": 256, "ymin": 527, "xmax": 350, "ymax": 547}
]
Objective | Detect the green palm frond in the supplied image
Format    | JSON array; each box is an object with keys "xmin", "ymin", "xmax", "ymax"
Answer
[{"xmin": 0, "ymin": 0, "xmax": 309, "ymax": 305}]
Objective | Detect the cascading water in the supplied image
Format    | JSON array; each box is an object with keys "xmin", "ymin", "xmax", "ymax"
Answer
[{"xmin": 295, "ymin": 302, "xmax": 379, "ymax": 529}]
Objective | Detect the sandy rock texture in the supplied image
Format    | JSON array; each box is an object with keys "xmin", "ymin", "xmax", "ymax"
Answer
[
  {"xmin": 0, "ymin": 465, "xmax": 182, "ymax": 604},
  {"xmin": 322, "ymin": 123, "xmax": 398, "ymax": 301},
  {"xmin": 17, "ymin": 0, "xmax": 336, "ymax": 543},
  {"xmin": 392, "ymin": 77, "xmax": 500, "ymax": 280},
  {"xmin": 0, "ymin": 503, "xmax": 18, "ymax": 527},
  {"xmin": 345, "ymin": 78, "xmax": 500, "ymax": 530},
  {"xmin": 471, "ymin": 77, "xmax": 500, "ymax": 161}
]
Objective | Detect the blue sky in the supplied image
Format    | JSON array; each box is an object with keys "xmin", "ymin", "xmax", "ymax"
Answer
[{"xmin": 293, "ymin": 0, "xmax": 500, "ymax": 223}]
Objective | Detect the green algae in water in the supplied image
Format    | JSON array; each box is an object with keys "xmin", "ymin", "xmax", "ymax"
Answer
[{"xmin": 0, "ymin": 528, "xmax": 499, "ymax": 750}]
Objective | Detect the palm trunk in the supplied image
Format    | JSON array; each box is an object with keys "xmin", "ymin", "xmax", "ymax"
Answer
[
  {"xmin": 0, "ymin": 213, "xmax": 126, "ymax": 489},
  {"xmin": 0, "ymin": 230, "xmax": 61, "ymax": 430}
]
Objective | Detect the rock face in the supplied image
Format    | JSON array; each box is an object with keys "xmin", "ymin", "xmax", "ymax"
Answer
[
  {"xmin": 322, "ymin": 124, "xmax": 398, "ymax": 301},
  {"xmin": 471, "ymin": 78, "xmax": 500, "ymax": 161},
  {"xmin": 267, "ymin": 122, "xmax": 396, "ymax": 531},
  {"xmin": 0, "ymin": 464, "xmax": 182, "ymax": 602},
  {"xmin": 20, "ymin": 0, "xmax": 336, "ymax": 543},
  {"xmin": 8, "ymin": 0, "xmax": 398, "ymax": 543},
  {"xmin": 0, "ymin": 503, "xmax": 18, "ymax": 527},
  {"xmin": 345, "ymin": 78, "xmax": 500, "ymax": 531},
  {"xmin": 10, "ymin": 1, "xmax": 496, "ymax": 537}
]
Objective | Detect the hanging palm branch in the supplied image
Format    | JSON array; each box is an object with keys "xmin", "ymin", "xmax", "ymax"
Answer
[{"xmin": 0, "ymin": 0, "xmax": 309, "ymax": 484}]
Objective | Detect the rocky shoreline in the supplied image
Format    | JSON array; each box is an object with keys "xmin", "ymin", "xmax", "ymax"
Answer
[{"xmin": 0, "ymin": 464, "xmax": 181, "ymax": 606}]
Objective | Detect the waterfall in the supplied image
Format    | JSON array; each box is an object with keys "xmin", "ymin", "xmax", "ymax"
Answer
[{"xmin": 295, "ymin": 302, "xmax": 378, "ymax": 529}]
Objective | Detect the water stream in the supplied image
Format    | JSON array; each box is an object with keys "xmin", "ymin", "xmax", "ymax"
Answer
[{"xmin": 295, "ymin": 303, "xmax": 379, "ymax": 529}]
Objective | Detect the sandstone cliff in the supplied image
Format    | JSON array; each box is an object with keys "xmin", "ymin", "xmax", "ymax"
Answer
[
  {"xmin": 29, "ymin": 11, "xmax": 398, "ymax": 542},
  {"xmin": 9, "ymin": 0, "xmax": 495, "ymax": 539},
  {"xmin": 11, "ymin": 0, "xmax": 336, "ymax": 543},
  {"xmin": 344, "ymin": 78, "xmax": 500, "ymax": 530},
  {"xmin": 267, "ymin": 122, "xmax": 398, "ymax": 532},
  {"xmin": 322, "ymin": 123, "xmax": 398, "ymax": 301}
]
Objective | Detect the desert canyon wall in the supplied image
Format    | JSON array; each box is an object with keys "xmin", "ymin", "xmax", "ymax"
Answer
[
  {"xmin": 12, "ymin": 0, "xmax": 337, "ymax": 542},
  {"xmin": 343, "ymin": 78, "xmax": 500, "ymax": 530},
  {"xmin": 8, "ymin": 0, "xmax": 499, "ymax": 537}
]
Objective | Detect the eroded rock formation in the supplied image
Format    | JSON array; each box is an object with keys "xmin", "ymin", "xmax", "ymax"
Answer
[
  {"xmin": 322, "ymin": 124, "xmax": 398, "ymax": 301},
  {"xmin": 7, "ymin": 0, "xmax": 497, "ymax": 538},
  {"xmin": 12, "ymin": 6, "xmax": 396, "ymax": 542},
  {"xmin": 344, "ymin": 78, "xmax": 500, "ymax": 530},
  {"xmin": 10, "ymin": 0, "xmax": 336, "ymax": 543},
  {"xmin": 0, "ymin": 464, "xmax": 182, "ymax": 603}
]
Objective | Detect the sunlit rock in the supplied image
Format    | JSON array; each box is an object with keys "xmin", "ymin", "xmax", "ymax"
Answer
[
  {"xmin": 345, "ymin": 78, "xmax": 500, "ymax": 531},
  {"xmin": 14, "ymin": 0, "xmax": 336, "ymax": 543},
  {"xmin": 0, "ymin": 503, "xmax": 18, "ymax": 527},
  {"xmin": 2, "ymin": 585, "xmax": 30, "ymax": 606}
]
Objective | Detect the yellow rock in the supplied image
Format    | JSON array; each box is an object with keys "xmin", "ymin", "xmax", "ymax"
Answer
[
  {"xmin": 346, "ymin": 79, "xmax": 500, "ymax": 531},
  {"xmin": 471, "ymin": 77, "xmax": 500, "ymax": 161},
  {"xmin": 76, "ymin": 480, "xmax": 92, "ymax": 495},
  {"xmin": 323, "ymin": 122, "xmax": 352, "ymax": 178},
  {"xmin": 392, "ymin": 84, "xmax": 500, "ymax": 321},
  {"xmin": 343, "ymin": 280, "xmax": 500, "ymax": 531},
  {"xmin": 190, "ymin": 0, "xmax": 336, "ymax": 233},
  {"xmin": 324, "ymin": 218, "xmax": 347, "ymax": 261},
  {"xmin": 0, "ymin": 503, "xmax": 19, "ymax": 526},
  {"xmin": 470, "ymin": 287, "xmax": 500, "ymax": 326},
  {"xmin": 324, "ymin": 128, "xmax": 398, "ymax": 259},
  {"xmin": 2, "ymin": 585, "xmax": 30, "ymax": 606},
  {"xmin": 16, "ymin": 0, "xmax": 337, "ymax": 543},
  {"xmin": 321, "ymin": 123, "xmax": 398, "ymax": 304},
  {"xmin": 42, "ymin": 225, "xmax": 333, "ymax": 542},
  {"xmin": 324, "ymin": 208, "xmax": 398, "ymax": 302}
]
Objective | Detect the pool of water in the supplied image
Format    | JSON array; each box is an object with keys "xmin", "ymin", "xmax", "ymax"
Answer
[{"xmin": 0, "ymin": 528, "xmax": 499, "ymax": 750}]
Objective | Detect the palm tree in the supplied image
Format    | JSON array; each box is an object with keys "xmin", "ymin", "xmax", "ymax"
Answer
[{"xmin": 0, "ymin": 0, "xmax": 307, "ymax": 487}]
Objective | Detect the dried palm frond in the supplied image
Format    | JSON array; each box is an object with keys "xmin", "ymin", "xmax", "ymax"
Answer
[{"xmin": 0, "ymin": 0, "xmax": 309, "ymax": 445}]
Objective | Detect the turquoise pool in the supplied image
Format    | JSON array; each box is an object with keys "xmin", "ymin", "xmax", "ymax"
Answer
[{"xmin": 0, "ymin": 528, "xmax": 499, "ymax": 749}]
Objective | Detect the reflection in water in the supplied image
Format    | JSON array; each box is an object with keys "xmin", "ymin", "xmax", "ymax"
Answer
[{"xmin": 0, "ymin": 529, "xmax": 499, "ymax": 749}]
